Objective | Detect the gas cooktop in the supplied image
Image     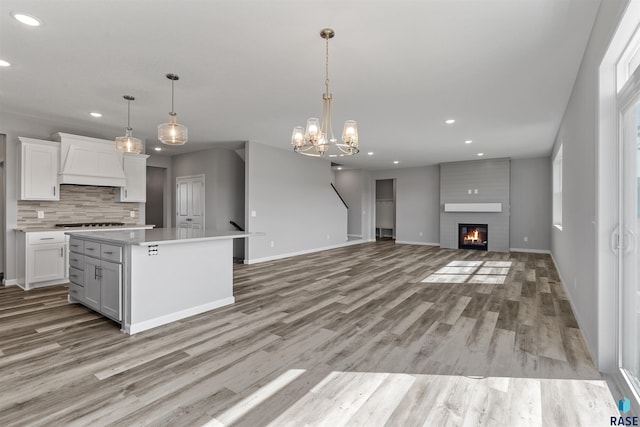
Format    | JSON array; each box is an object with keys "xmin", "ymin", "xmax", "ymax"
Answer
[{"xmin": 55, "ymin": 222, "xmax": 126, "ymax": 228}]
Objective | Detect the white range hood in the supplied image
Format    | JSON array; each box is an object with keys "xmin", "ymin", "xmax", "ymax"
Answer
[{"xmin": 54, "ymin": 133, "xmax": 126, "ymax": 187}]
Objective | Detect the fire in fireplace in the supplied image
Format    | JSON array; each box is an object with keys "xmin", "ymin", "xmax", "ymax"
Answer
[{"xmin": 459, "ymin": 224, "xmax": 488, "ymax": 251}]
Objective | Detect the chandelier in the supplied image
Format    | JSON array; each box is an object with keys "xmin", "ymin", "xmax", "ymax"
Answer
[
  {"xmin": 291, "ymin": 28, "xmax": 359, "ymax": 157},
  {"xmin": 158, "ymin": 73, "xmax": 188, "ymax": 145},
  {"xmin": 114, "ymin": 95, "xmax": 143, "ymax": 154}
]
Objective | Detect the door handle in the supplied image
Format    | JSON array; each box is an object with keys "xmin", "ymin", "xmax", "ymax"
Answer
[
  {"xmin": 53, "ymin": 186, "xmax": 56, "ymax": 196},
  {"xmin": 611, "ymin": 225, "xmax": 620, "ymax": 254},
  {"xmin": 60, "ymin": 247, "xmax": 63, "ymax": 257},
  {"xmin": 623, "ymin": 226, "xmax": 636, "ymax": 254},
  {"xmin": 186, "ymin": 218, "xmax": 193, "ymax": 222},
  {"xmin": 125, "ymin": 189, "xmax": 128, "ymax": 198}
]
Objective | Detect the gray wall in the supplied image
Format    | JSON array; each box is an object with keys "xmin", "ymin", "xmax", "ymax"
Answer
[
  {"xmin": 335, "ymin": 170, "xmax": 363, "ymax": 237},
  {"xmin": 245, "ymin": 141, "xmax": 347, "ymax": 262},
  {"xmin": 147, "ymin": 154, "xmax": 172, "ymax": 228},
  {"xmin": 146, "ymin": 166, "xmax": 165, "ymax": 228},
  {"xmin": 551, "ymin": 0, "xmax": 629, "ymax": 370},
  {"xmin": 510, "ymin": 157, "xmax": 551, "ymax": 251},
  {"xmin": 372, "ymin": 166, "xmax": 440, "ymax": 245},
  {"xmin": 172, "ymin": 147, "xmax": 245, "ymax": 259},
  {"xmin": 440, "ymin": 158, "xmax": 510, "ymax": 252}
]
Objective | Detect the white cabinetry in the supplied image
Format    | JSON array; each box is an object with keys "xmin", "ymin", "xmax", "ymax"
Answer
[
  {"xmin": 117, "ymin": 154, "xmax": 149, "ymax": 202},
  {"xmin": 16, "ymin": 231, "xmax": 67, "ymax": 289},
  {"xmin": 69, "ymin": 237, "xmax": 123, "ymax": 322},
  {"xmin": 18, "ymin": 138, "xmax": 60, "ymax": 201}
]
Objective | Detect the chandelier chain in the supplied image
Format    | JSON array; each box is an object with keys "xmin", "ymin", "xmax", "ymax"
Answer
[{"xmin": 325, "ymin": 35, "xmax": 330, "ymax": 95}]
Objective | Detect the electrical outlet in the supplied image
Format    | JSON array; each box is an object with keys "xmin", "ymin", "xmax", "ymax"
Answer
[
  {"xmin": 37, "ymin": 211, "xmax": 44, "ymax": 219},
  {"xmin": 251, "ymin": 210, "xmax": 257, "ymax": 217},
  {"xmin": 524, "ymin": 236, "xmax": 528, "ymax": 242},
  {"xmin": 130, "ymin": 211, "xmax": 136, "ymax": 218},
  {"xmin": 419, "ymin": 231, "xmax": 423, "ymax": 237},
  {"xmin": 327, "ymin": 234, "xmax": 331, "ymax": 240},
  {"xmin": 270, "ymin": 241, "xmax": 274, "ymax": 247}
]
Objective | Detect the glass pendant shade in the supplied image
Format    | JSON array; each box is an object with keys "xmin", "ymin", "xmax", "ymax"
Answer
[
  {"xmin": 158, "ymin": 73, "xmax": 188, "ymax": 146},
  {"xmin": 115, "ymin": 95, "xmax": 143, "ymax": 154},
  {"xmin": 115, "ymin": 128, "xmax": 143, "ymax": 154},
  {"xmin": 305, "ymin": 118, "xmax": 321, "ymax": 143},
  {"xmin": 158, "ymin": 113, "xmax": 188, "ymax": 145},
  {"xmin": 291, "ymin": 126, "xmax": 305, "ymax": 147},
  {"xmin": 342, "ymin": 120, "xmax": 358, "ymax": 147}
]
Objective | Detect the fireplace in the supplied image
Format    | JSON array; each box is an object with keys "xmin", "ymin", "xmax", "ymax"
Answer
[{"xmin": 458, "ymin": 224, "xmax": 488, "ymax": 251}]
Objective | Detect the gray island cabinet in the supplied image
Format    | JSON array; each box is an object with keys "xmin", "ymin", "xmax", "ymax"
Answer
[{"xmin": 66, "ymin": 228, "xmax": 249, "ymax": 334}]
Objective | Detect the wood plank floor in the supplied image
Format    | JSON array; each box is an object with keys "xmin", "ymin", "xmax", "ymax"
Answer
[{"xmin": 0, "ymin": 241, "xmax": 618, "ymax": 426}]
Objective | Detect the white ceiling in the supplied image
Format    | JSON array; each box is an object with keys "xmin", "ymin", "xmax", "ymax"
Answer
[{"xmin": 0, "ymin": 0, "xmax": 600, "ymax": 169}]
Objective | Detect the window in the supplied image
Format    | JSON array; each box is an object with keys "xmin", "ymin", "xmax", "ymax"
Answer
[
  {"xmin": 616, "ymin": 23, "xmax": 640, "ymax": 91},
  {"xmin": 553, "ymin": 145, "xmax": 563, "ymax": 230}
]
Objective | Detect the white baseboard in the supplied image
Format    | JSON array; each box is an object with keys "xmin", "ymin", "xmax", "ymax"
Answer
[
  {"xmin": 126, "ymin": 297, "xmax": 235, "ymax": 334},
  {"xmin": 347, "ymin": 234, "xmax": 363, "ymax": 238},
  {"xmin": 395, "ymin": 241, "xmax": 440, "ymax": 246},
  {"xmin": 245, "ymin": 239, "xmax": 373, "ymax": 265},
  {"xmin": 509, "ymin": 247, "xmax": 551, "ymax": 254},
  {"xmin": 549, "ymin": 252, "xmax": 597, "ymax": 365},
  {"xmin": 2, "ymin": 278, "xmax": 18, "ymax": 286}
]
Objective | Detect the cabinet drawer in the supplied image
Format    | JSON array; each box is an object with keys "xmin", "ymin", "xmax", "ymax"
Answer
[
  {"xmin": 69, "ymin": 267, "xmax": 84, "ymax": 286},
  {"xmin": 68, "ymin": 283, "xmax": 84, "ymax": 301},
  {"xmin": 84, "ymin": 241, "xmax": 100, "ymax": 257},
  {"xmin": 69, "ymin": 238, "xmax": 84, "ymax": 254},
  {"xmin": 69, "ymin": 254, "xmax": 84, "ymax": 270},
  {"xmin": 28, "ymin": 232, "xmax": 65, "ymax": 245},
  {"xmin": 101, "ymin": 244, "xmax": 122, "ymax": 263}
]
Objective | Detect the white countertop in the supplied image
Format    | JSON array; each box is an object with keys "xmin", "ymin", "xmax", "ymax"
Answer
[
  {"xmin": 65, "ymin": 228, "xmax": 250, "ymax": 246},
  {"xmin": 16, "ymin": 225, "xmax": 155, "ymax": 233}
]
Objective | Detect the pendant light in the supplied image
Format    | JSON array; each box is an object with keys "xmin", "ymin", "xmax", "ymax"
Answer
[
  {"xmin": 291, "ymin": 28, "xmax": 359, "ymax": 157},
  {"xmin": 158, "ymin": 73, "xmax": 188, "ymax": 145},
  {"xmin": 114, "ymin": 95, "xmax": 143, "ymax": 154}
]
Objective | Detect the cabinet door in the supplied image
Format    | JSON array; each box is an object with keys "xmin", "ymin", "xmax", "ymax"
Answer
[
  {"xmin": 21, "ymin": 141, "xmax": 60, "ymax": 200},
  {"xmin": 100, "ymin": 260, "xmax": 122, "ymax": 321},
  {"xmin": 83, "ymin": 257, "xmax": 101, "ymax": 311},
  {"xmin": 28, "ymin": 243, "xmax": 65, "ymax": 282},
  {"xmin": 118, "ymin": 155, "xmax": 147, "ymax": 202}
]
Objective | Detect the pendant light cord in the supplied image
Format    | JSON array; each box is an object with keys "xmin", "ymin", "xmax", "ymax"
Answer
[
  {"xmin": 171, "ymin": 79, "xmax": 175, "ymax": 114},
  {"xmin": 127, "ymin": 99, "xmax": 131, "ymax": 129}
]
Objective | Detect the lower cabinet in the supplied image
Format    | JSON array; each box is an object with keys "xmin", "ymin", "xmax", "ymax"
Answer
[
  {"xmin": 69, "ymin": 237, "xmax": 123, "ymax": 322},
  {"xmin": 83, "ymin": 257, "xmax": 121, "ymax": 320},
  {"xmin": 17, "ymin": 231, "xmax": 68, "ymax": 289}
]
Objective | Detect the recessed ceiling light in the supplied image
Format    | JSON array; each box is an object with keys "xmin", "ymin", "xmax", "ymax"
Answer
[
  {"xmin": 393, "ymin": 160, "xmax": 399, "ymax": 164},
  {"xmin": 12, "ymin": 13, "xmax": 41, "ymax": 27},
  {"xmin": 465, "ymin": 140, "xmax": 473, "ymax": 144},
  {"xmin": 477, "ymin": 153, "xmax": 484, "ymax": 156},
  {"xmin": 367, "ymin": 152, "xmax": 374, "ymax": 156},
  {"xmin": 0, "ymin": 59, "xmax": 11, "ymax": 67},
  {"xmin": 445, "ymin": 119, "xmax": 455, "ymax": 124},
  {"xmin": 154, "ymin": 147, "xmax": 162, "ymax": 151},
  {"xmin": 337, "ymin": 167, "xmax": 343, "ymax": 170},
  {"xmin": 89, "ymin": 112, "xmax": 102, "ymax": 118}
]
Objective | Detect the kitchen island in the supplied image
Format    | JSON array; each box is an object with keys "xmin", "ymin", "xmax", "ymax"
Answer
[{"xmin": 65, "ymin": 228, "xmax": 249, "ymax": 334}]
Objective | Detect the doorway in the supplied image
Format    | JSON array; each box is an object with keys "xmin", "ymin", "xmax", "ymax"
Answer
[
  {"xmin": 176, "ymin": 174, "xmax": 205, "ymax": 229},
  {"xmin": 375, "ymin": 179, "xmax": 396, "ymax": 240},
  {"xmin": 146, "ymin": 166, "xmax": 166, "ymax": 228}
]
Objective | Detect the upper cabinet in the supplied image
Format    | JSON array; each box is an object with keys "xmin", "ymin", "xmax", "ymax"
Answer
[
  {"xmin": 18, "ymin": 138, "xmax": 60, "ymax": 201},
  {"xmin": 117, "ymin": 154, "xmax": 149, "ymax": 202}
]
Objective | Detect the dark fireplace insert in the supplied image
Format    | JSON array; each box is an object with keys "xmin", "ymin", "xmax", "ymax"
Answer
[{"xmin": 458, "ymin": 224, "xmax": 488, "ymax": 251}]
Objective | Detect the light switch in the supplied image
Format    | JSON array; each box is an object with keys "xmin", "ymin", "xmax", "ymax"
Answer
[
  {"xmin": 251, "ymin": 210, "xmax": 257, "ymax": 217},
  {"xmin": 130, "ymin": 211, "xmax": 136, "ymax": 218},
  {"xmin": 474, "ymin": 189, "xmax": 478, "ymax": 194},
  {"xmin": 468, "ymin": 189, "xmax": 472, "ymax": 194}
]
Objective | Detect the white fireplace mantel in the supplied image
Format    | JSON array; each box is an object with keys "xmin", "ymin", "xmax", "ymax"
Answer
[{"xmin": 444, "ymin": 203, "xmax": 502, "ymax": 213}]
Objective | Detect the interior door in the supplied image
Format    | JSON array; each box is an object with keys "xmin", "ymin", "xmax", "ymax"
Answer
[{"xmin": 176, "ymin": 175, "xmax": 205, "ymax": 229}]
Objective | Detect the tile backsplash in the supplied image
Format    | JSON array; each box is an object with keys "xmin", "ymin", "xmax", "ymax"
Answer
[{"xmin": 18, "ymin": 185, "xmax": 140, "ymax": 228}]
